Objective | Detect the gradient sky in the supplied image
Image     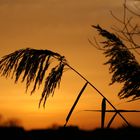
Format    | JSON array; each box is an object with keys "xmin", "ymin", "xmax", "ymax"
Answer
[{"xmin": 0, "ymin": 0, "xmax": 140, "ymax": 130}]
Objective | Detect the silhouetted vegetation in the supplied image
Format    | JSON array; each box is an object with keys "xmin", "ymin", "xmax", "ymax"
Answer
[
  {"xmin": 92, "ymin": 24, "xmax": 140, "ymax": 101},
  {"xmin": 91, "ymin": 0, "xmax": 140, "ymax": 102},
  {"xmin": 0, "ymin": 114, "xmax": 21, "ymax": 128},
  {"xmin": 0, "ymin": 0, "xmax": 139, "ymax": 133},
  {"xmin": 0, "ymin": 125, "xmax": 140, "ymax": 140},
  {"xmin": 0, "ymin": 48, "xmax": 130, "ymax": 127},
  {"xmin": 0, "ymin": 48, "xmax": 67, "ymax": 107}
]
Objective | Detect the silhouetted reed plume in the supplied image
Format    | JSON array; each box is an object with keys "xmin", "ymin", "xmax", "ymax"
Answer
[
  {"xmin": 92, "ymin": 25, "xmax": 140, "ymax": 101},
  {"xmin": 0, "ymin": 48, "xmax": 67, "ymax": 107}
]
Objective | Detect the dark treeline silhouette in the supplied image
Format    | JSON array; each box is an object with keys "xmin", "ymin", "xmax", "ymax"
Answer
[{"xmin": 0, "ymin": 125, "xmax": 140, "ymax": 140}]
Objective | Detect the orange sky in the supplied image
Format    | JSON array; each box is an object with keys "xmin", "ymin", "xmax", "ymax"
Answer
[{"xmin": 0, "ymin": 0, "xmax": 140, "ymax": 130}]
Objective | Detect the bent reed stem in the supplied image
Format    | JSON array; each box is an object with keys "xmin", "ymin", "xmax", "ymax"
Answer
[{"xmin": 66, "ymin": 63, "xmax": 130, "ymax": 127}]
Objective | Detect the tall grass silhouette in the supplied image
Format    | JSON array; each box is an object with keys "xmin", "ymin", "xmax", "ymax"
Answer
[
  {"xmin": 90, "ymin": 0, "xmax": 140, "ymax": 102},
  {"xmin": 92, "ymin": 24, "xmax": 140, "ymax": 101},
  {"xmin": 0, "ymin": 47, "xmax": 130, "ymax": 127},
  {"xmin": 0, "ymin": 48, "xmax": 67, "ymax": 107},
  {"xmin": 84, "ymin": 98, "xmax": 140, "ymax": 128}
]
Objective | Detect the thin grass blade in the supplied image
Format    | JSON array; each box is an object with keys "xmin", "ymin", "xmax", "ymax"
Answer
[
  {"xmin": 83, "ymin": 109, "xmax": 140, "ymax": 112},
  {"xmin": 107, "ymin": 112, "xmax": 117, "ymax": 128},
  {"xmin": 101, "ymin": 98, "xmax": 106, "ymax": 128},
  {"xmin": 64, "ymin": 82, "xmax": 88, "ymax": 127}
]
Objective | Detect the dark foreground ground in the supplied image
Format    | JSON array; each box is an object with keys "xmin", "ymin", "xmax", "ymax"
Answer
[{"xmin": 0, "ymin": 125, "xmax": 140, "ymax": 140}]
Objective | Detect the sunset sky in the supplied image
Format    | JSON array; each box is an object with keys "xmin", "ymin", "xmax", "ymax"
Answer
[{"xmin": 0, "ymin": 0, "xmax": 140, "ymax": 130}]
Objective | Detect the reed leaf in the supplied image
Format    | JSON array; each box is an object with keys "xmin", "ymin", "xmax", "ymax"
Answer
[
  {"xmin": 107, "ymin": 112, "xmax": 117, "ymax": 128},
  {"xmin": 83, "ymin": 109, "xmax": 140, "ymax": 112},
  {"xmin": 101, "ymin": 98, "xmax": 106, "ymax": 128},
  {"xmin": 0, "ymin": 48, "xmax": 67, "ymax": 107},
  {"xmin": 64, "ymin": 82, "xmax": 88, "ymax": 127}
]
